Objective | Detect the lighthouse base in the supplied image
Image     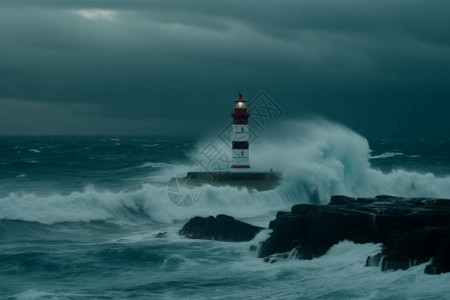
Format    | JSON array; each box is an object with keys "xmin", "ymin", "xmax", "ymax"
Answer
[{"xmin": 178, "ymin": 171, "xmax": 282, "ymax": 191}]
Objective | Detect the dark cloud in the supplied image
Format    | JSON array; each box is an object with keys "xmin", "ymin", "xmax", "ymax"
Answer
[{"xmin": 0, "ymin": 0, "xmax": 449, "ymax": 137}]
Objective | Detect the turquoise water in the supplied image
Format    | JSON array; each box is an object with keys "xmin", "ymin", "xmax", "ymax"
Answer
[{"xmin": 1, "ymin": 120, "xmax": 450, "ymax": 299}]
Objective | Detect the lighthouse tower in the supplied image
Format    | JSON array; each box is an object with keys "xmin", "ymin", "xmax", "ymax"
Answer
[{"xmin": 230, "ymin": 92, "xmax": 251, "ymax": 170}]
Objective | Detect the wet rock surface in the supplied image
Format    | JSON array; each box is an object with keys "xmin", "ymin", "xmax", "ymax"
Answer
[
  {"xmin": 259, "ymin": 195, "xmax": 450, "ymax": 274},
  {"xmin": 179, "ymin": 214, "xmax": 263, "ymax": 242}
]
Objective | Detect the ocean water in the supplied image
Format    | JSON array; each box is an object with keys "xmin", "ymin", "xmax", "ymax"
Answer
[{"xmin": 1, "ymin": 120, "xmax": 450, "ymax": 299}]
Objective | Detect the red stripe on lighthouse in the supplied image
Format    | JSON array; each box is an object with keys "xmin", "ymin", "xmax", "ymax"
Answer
[{"xmin": 231, "ymin": 109, "xmax": 249, "ymax": 124}]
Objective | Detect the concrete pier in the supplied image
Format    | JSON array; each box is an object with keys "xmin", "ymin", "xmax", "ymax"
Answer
[{"xmin": 184, "ymin": 171, "xmax": 282, "ymax": 191}]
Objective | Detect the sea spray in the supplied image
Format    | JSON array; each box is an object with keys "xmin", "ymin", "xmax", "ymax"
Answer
[
  {"xmin": 0, "ymin": 184, "xmax": 286, "ymax": 225},
  {"xmin": 250, "ymin": 119, "xmax": 450, "ymax": 202}
]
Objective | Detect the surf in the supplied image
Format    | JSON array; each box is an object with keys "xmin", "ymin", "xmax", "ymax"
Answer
[{"xmin": 2, "ymin": 118, "xmax": 450, "ymax": 225}]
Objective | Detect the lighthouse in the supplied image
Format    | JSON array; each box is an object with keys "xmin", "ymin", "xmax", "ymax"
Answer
[
  {"xmin": 174, "ymin": 91, "xmax": 281, "ymax": 192},
  {"xmin": 230, "ymin": 92, "xmax": 251, "ymax": 170}
]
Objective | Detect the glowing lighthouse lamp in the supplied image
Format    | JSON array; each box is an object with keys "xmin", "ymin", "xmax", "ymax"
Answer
[{"xmin": 230, "ymin": 92, "xmax": 251, "ymax": 171}]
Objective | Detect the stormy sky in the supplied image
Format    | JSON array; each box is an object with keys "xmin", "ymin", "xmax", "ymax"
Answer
[{"xmin": 0, "ymin": 0, "xmax": 449, "ymax": 138}]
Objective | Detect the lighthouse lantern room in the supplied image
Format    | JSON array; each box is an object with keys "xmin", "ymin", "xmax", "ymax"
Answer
[{"xmin": 230, "ymin": 92, "xmax": 251, "ymax": 170}]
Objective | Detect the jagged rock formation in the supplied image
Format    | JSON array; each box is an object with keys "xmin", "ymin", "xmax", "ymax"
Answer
[
  {"xmin": 258, "ymin": 195, "xmax": 450, "ymax": 274},
  {"xmin": 179, "ymin": 214, "xmax": 263, "ymax": 242}
]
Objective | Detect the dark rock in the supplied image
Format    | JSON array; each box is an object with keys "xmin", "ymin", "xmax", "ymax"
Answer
[
  {"xmin": 259, "ymin": 196, "xmax": 450, "ymax": 274},
  {"xmin": 153, "ymin": 232, "xmax": 168, "ymax": 238},
  {"xmin": 179, "ymin": 214, "xmax": 263, "ymax": 242},
  {"xmin": 329, "ymin": 195, "xmax": 356, "ymax": 205},
  {"xmin": 263, "ymin": 252, "xmax": 289, "ymax": 264},
  {"xmin": 365, "ymin": 253, "xmax": 383, "ymax": 267}
]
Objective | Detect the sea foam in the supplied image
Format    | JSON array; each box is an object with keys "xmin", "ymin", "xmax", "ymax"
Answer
[{"xmin": 250, "ymin": 119, "xmax": 450, "ymax": 203}]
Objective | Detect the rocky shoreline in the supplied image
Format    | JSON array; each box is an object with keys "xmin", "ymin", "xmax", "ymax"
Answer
[{"xmin": 179, "ymin": 195, "xmax": 450, "ymax": 274}]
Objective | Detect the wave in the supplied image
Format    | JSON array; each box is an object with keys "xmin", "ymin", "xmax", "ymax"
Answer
[
  {"xmin": 369, "ymin": 152, "xmax": 403, "ymax": 159},
  {"xmin": 249, "ymin": 119, "xmax": 450, "ymax": 203},
  {"xmin": 138, "ymin": 162, "xmax": 174, "ymax": 169},
  {"xmin": 369, "ymin": 152, "xmax": 422, "ymax": 160},
  {"xmin": 2, "ymin": 118, "xmax": 450, "ymax": 225},
  {"xmin": 0, "ymin": 183, "xmax": 289, "ymax": 225}
]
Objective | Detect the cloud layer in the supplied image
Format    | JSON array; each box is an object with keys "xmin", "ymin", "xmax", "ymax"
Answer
[{"xmin": 1, "ymin": 0, "xmax": 449, "ymax": 137}]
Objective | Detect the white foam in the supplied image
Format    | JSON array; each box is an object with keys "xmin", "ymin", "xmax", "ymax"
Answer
[
  {"xmin": 249, "ymin": 119, "xmax": 450, "ymax": 203},
  {"xmin": 217, "ymin": 240, "xmax": 450, "ymax": 299},
  {"xmin": 138, "ymin": 162, "xmax": 174, "ymax": 169},
  {"xmin": 0, "ymin": 183, "xmax": 288, "ymax": 225},
  {"xmin": 370, "ymin": 152, "xmax": 403, "ymax": 159}
]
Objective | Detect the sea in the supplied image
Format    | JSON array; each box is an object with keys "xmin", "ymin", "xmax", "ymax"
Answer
[{"xmin": 1, "ymin": 120, "xmax": 450, "ymax": 299}]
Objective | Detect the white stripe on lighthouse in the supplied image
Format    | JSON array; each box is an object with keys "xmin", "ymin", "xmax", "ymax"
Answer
[{"xmin": 230, "ymin": 125, "xmax": 249, "ymax": 141}]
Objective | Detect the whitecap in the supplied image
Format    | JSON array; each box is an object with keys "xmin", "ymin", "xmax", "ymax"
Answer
[
  {"xmin": 138, "ymin": 162, "xmax": 173, "ymax": 168},
  {"xmin": 369, "ymin": 152, "xmax": 403, "ymax": 160}
]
